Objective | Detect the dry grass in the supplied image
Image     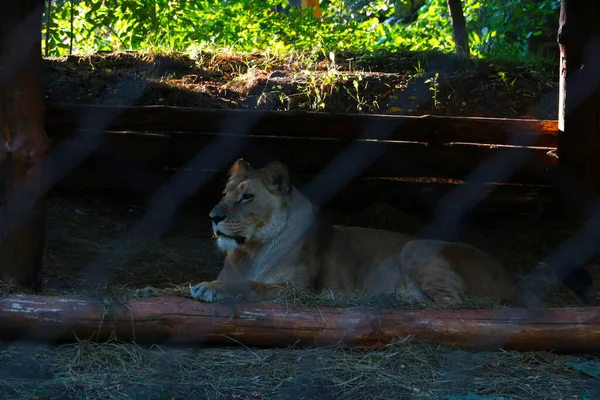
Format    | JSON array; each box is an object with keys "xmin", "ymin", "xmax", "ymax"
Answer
[
  {"xmin": 132, "ymin": 282, "xmax": 506, "ymax": 310},
  {"xmin": 1, "ymin": 338, "xmax": 597, "ymax": 400},
  {"xmin": 40, "ymin": 195, "xmax": 222, "ymax": 296}
]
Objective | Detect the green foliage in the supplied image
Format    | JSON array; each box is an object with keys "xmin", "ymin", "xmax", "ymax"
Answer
[
  {"xmin": 424, "ymin": 71, "xmax": 440, "ymax": 110},
  {"xmin": 43, "ymin": 0, "xmax": 561, "ymax": 62},
  {"xmin": 468, "ymin": 0, "xmax": 561, "ymax": 59}
]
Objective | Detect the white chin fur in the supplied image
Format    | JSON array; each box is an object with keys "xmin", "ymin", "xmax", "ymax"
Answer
[{"xmin": 216, "ymin": 236, "xmax": 240, "ymax": 252}]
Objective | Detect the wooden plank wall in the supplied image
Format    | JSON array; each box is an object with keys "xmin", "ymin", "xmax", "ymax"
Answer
[{"xmin": 44, "ymin": 103, "xmax": 561, "ymax": 212}]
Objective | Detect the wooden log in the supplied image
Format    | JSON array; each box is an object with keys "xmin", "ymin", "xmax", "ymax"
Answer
[
  {"xmin": 0, "ymin": 0, "xmax": 48, "ymax": 291},
  {"xmin": 45, "ymin": 103, "xmax": 560, "ymax": 147},
  {"xmin": 556, "ymin": 0, "xmax": 600, "ymax": 211},
  {"xmin": 2, "ymin": 294, "xmax": 600, "ymax": 353}
]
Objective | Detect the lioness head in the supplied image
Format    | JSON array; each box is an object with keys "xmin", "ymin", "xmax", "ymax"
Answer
[{"xmin": 209, "ymin": 159, "xmax": 292, "ymax": 252}]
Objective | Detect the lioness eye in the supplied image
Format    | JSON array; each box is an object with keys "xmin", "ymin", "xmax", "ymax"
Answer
[{"xmin": 242, "ymin": 193, "xmax": 254, "ymax": 202}]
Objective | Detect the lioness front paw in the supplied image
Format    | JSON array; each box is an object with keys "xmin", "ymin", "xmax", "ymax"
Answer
[{"xmin": 190, "ymin": 281, "xmax": 235, "ymax": 302}]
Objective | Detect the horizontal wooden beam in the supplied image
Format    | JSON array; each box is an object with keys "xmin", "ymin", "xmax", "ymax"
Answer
[
  {"xmin": 53, "ymin": 160, "xmax": 557, "ymax": 213},
  {"xmin": 45, "ymin": 103, "xmax": 559, "ymax": 147},
  {"xmin": 47, "ymin": 129, "xmax": 557, "ymax": 185},
  {"xmin": 170, "ymin": 133, "xmax": 557, "ymax": 183},
  {"xmin": 2, "ymin": 294, "xmax": 600, "ymax": 353}
]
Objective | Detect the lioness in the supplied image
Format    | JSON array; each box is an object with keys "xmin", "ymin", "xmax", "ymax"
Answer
[{"xmin": 189, "ymin": 159, "xmax": 581, "ymax": 307}]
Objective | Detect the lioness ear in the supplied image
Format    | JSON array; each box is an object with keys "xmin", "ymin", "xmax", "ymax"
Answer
[
  {"xmin": 262, "ymin": 161, "xmax": 291, "ymax": 195},
  {"xmin": 228, "ymin": 158, "xmax": 253, "ymax": 181}
]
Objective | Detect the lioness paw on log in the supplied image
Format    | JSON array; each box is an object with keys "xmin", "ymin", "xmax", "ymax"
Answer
[
  {"xmin": 190, "ymin": 281, "xmax": 229, "ymax": 302},
  {"xmin": 189, "ymin": 159, "xmax": 580, "ymax": 307},
  {"xmin": 190, "ymin": 280, "xmax": 287, "ymax": 302}
]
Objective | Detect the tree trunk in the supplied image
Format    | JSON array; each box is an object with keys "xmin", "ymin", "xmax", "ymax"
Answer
[
  {"xmin": 446, "ymin": 0, "xmax": 469, "ymax": 56},
  {"xmin": 556, "ymin": 0, "xmax": 600, "ymax": 209},
  {"xmin": 0, "ymin": 0, "xmax": 48, "ymax": 291}
]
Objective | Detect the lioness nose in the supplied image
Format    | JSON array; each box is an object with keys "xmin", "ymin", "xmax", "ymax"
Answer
[{"xmin": 209, "ymin": 205, "xmax": 226, "ymax": 224}]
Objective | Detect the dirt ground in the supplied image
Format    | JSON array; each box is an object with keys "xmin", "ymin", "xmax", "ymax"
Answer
[
  {"xmin": 42, "ymin": 50, "xmax": 559, "ymax": 119},
  {"xmin": 1, "ymin": 50, "xmax": 599, "ymax": 399}
]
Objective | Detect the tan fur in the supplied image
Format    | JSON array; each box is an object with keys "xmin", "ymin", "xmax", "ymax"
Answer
[
  {"xmin": 190, "ymin": 159, "xmax": 536, "ymax": 307},
  {"xmin": 301, "ymin": 0, "xmax": 322, "ymax": 18}
]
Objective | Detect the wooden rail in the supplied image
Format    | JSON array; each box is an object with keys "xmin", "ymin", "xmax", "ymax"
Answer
[{"xmin": 45, "ymin": 103, "xmax": 559, "ymax": 146}]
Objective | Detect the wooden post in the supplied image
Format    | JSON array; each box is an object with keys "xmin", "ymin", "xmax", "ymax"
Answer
[
  {"xmin": 0, "ymin": 0, "xmax": 48, "ymax": 291},
  {"xmin": 556, "ymin": 0, "xmax": 600, "ymax": 209}
]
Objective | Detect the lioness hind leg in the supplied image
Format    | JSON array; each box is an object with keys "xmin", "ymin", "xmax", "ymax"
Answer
[
  {"xmin": 409, "ymin": 262, "xmax": 468, "ymax": 306},
  {"xmin": 400, "ymin": 241, "xmax": 469, "ymax": 306}
]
